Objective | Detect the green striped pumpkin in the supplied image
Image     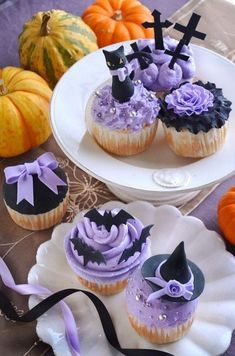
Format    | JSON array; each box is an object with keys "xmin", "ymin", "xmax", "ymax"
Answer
[{"xmin": 18, "ymin": 10, "xmax": 98, "ymax": 88}]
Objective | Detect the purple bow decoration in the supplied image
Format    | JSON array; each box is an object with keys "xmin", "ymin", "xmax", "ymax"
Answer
[
  {"xmin": 145, "ymin": 261, "xmax": 194, "ymax": 302},
  {"xmin": 110, "ymin": 60, "xmax": 138, "ymax": 82},
  {"xmin": 4, "ymin": 152, "xmax": 67, "ymax": 206}
]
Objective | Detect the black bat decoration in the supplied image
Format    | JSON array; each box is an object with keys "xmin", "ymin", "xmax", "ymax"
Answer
[
  {"xmin": 70, "ymin": 237, "xmax": 106, "ymax": 266},
  {"xmin": 84, "ymin": 209, "xmax": 134, "ymax": 232},
  {"xmin": 118, "ymin": 224, "xmax": 154, "ymax": 264}
]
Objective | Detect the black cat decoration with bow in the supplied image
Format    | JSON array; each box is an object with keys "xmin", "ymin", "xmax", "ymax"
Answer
[{"xmin": 103, "ymin": 45, "xmax": 153, "ymax": 103}]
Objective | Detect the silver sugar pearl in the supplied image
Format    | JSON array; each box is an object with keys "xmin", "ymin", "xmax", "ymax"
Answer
[
  {"xmin": 158, "ymin": 313, "xmax": 167, "ymax": 321},
  {"xmin": 144, "ymin": 301, "xmax": 152, "ymax": 308},
  {"xmin": 110, "ymin": 107, "xmax": 116, "ymax": 114},
  {"xmin": 95, "ymin": 90, "xmax": 101, "ymax": 97},
  {"xmin": 135, "ymin": 294, "xmax": 143, "ymax": 302},
  {"xmin": 130, "ymin": 110, "xmax": 137, "ymax": 118},
  {"xmin": 134, "ymin": 79, "xmax": 142, "ymax": 85},
  {"xmin": 97, "ymin": 112, "xmax": 102, "ymax": 118},
  {"xmin": 149, "ymin": 92, "xmax": 156, "ymax": 99}
]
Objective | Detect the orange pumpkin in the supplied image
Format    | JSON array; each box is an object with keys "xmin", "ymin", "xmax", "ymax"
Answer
[
  {"xmin": 0, "ymin": 67, "xmax": 52, "ymax": 158},
  {"xmin": 218, "ymin": 186, "xmax": 235, "ymax": 245},
  {"xmin": 82, "ymin": 0, "xmax": 154, "ymax": 48}
]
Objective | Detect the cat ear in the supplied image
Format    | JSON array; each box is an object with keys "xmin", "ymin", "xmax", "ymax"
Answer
[
  {"xmin": 102, "ymin": 49, "xmax": 109, "ymax": 60},
  {"xmin": 117, "ymin": 45, "xmax": 124, "ymax": 54}
]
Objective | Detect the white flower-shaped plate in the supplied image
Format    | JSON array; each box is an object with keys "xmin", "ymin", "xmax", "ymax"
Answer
[{"xmin": 28, "ymin": 201, "xmax": 235, "ymax": 356}]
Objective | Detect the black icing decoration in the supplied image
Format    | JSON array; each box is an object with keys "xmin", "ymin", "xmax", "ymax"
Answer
[
  {"xmin": 129, "ymin": 42, "xmax": 152, "ymax": 70},
  {"xmin": 103, "ymin": 45, "xmax": 134, "ymax": 103},
  {"xmin": 70, "ymin": 237, "xmax": 106, "ymax": 266},
  {"xmin": 0, "ymin": 288, "xmax": 174, "ymax": 356},
  {"xmin": 142, "ymin": 241, "xmax": 205, "ymax": 302},
  {"xmin": 165, "ymin": 40, "xmax": 189, "ymax": 70},
  {"xmin": 159, "ymin": 81, "xmax": 232, "ymax": 134},
  {"xmin": 174, "ymin": 13, "xmax": 206, "ymax": 45},
  {"xmin": 84, "ymin": 208, "xmax": 134, "ymax": 232},
  {"xmin": 118, "ymin": 225, "xmax": 153, "ymax": 264},
  {"xmin": 142, "ymin": 10, "xmax": 173, "ymax": 50},
  {"xmin": 3, "ymin": 167, "xmax": 68, "ymax": 215},
  {"xmin": 166, "ymin": 13, "xmax": 206, "ymax": 69}
]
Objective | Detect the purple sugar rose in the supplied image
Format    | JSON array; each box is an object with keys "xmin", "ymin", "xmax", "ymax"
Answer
[
  {"xmin": 166, "ymin": 280, "xmax": 185, "ymax": 297},
  {"xmin": 165, "ymin": 82, "xmax": 214, "ymax": 116}
]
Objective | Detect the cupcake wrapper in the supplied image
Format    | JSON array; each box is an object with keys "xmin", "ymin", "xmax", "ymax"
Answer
[
  {"xmin": 78, "ymin": 276, "xmax": 128, "ymax": 296},
  {"xmin": 163, "ymin": 122, "xmax": 228, "ymax": 158},
  {"xmin": 86, "ymin": 116, "xmax": 158, "ymax": 156},
  {"xmin": 128, "ymin": 314, "xmax": 194, "ymax": 344},
  {"xmin": 5, "ymin": 190, "xmax": 69, "ymax": 230}
]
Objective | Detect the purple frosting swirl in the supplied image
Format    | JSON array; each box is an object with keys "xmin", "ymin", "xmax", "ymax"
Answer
[
  {"xmin": 92, "ymin": 82, "xmax": 160, "ymax": 132},
  {"xmin": 64, "ymin": 209, "xmax": 151, "ymax": 283},
  {"xmin": 165, "ymin": 82, "xmax": 214, "ymax": 116}
]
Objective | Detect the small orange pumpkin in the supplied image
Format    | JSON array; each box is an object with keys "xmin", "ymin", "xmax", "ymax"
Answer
[
  {"xmin": 218, "ymin": 186, "xmax": 235, "ymax": 245},
  {"xmin": 0, "ymin": 67, "xmax": 52, "ymax": 158},
  {"xmin": 82, "ymin": 0, "xmax": 154, "ymax": 48}
]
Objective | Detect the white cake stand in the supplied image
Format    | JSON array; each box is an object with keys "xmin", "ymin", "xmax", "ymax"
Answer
[{"xmin": 50, "ymin": 41, "xmax": 235, "ymax": 206}]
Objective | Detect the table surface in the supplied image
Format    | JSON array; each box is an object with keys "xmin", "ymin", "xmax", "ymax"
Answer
[{"xmin": 0, "ymin": 0, "xmax": 235, "ymax": 355}]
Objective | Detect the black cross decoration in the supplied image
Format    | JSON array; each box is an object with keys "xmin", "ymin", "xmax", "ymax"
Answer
[
  {"xmin": 165, "ymin": 40, "xmax": 189, "ymax": 69},
  {"xmin": 129, "ymin": 42, "xmax": 152, "ymax": 69},
  {"xmin": 142, "ymin": 10, "xmax": 173, "ymax": 50},
  {"xmin": 174, "ymin": 13, "xmax": 206, "ymax": 45},
  {"xmin": 165, "ymin": 13, "xmax": 206, "ymax": 69}
]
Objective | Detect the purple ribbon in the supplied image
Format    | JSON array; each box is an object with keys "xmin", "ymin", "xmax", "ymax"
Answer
[
  {"xmin": 4, "ymin": 152, "xmax": 67, "ymax": 206},
  {"xmin": 110, "ymin": 59, "xmax": 138, "ymax": 82},
  {"xmin": 0, "ymin": 257, "xmax": 80, "ymax": 356},
  {"xmin": 146, "ymin": 260, "xmax": 194, "ymax": 302}
]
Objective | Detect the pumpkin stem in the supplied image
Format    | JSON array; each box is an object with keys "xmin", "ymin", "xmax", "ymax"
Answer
[
  {"xmin": 40, "ymin": 12, "xmax": 51, "ymax": 36},
  {"xmin": 112, "ymin": 10, "xmax": 123, "ymax": 21},
  {"xmin": 0, "ymin": 79, "xmax": 7, "ymax": 95}
]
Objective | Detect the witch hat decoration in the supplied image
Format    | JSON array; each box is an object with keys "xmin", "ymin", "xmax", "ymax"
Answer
[{"xmin": 141, "ymin": 241, "xmax": 205, "ymax": 303}]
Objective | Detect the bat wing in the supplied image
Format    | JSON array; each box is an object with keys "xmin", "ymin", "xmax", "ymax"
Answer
[
  {"xmin": 113, "ymin": 209, "xmax": 134, "ymax": 226},
  {"xmin": 118, "ymin": 224, "xmax": 153, "ymax": 264},
  {"xmin": 70, "ymin": 237, "xmax": 106, "ymax": 266},
  {"xmin": 84, "ymin": 208, "xmax": 104, "ymax": 226}
]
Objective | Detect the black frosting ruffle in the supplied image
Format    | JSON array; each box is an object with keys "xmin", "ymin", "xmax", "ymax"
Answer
[
  {"xmin": 3, "ymin": 167, "xmax": 68, "ymax": 215},
  {"xmin": 159, "ymin": 81, "xmax": 232, "ymax": 134}
]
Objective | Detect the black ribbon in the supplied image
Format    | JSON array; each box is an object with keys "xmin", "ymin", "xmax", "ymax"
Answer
[{"xmin": 0, "ymin": 288, "xmax": 174, "ymax": 356}]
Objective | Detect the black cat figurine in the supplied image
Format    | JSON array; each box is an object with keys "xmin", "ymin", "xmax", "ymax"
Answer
[{"xmin": 103, "ymin": 45, "xmax": 134, "ymax": 103}]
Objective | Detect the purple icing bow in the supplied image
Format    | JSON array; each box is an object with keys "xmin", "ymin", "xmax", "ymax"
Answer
[
  {"xmin": 110, "ymin": 60, "xmax": 138, "ymax": 81},
  {"xmin": 146, "ymin": 260, "xmax": 194, "ymax": 302},
  {"xmin": 4, "ymin": 152, "xmax": 67, "ymax": 206}
]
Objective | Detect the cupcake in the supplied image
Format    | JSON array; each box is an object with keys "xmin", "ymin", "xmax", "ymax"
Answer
[
  {"xmin": 85, "ymin": 45, "xmax": 160, "ymax": 156},
  {"xmin": 159, "ymin": 81, "xmax": 232, "ymax": 157},
  {"xmin": 64, "ymin": 207, "xmax": 152, "ymax": 295},
  {"xmin": 133, "ymin": 36, "xmax": 196, "ymax": 93},
  {"xmin": 126, "ymin": 241, "xmax": 205, "ymax": 344},
  {"xmin": 3, "ymin": 152, "xmax": 69, "ymax": 230}
]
